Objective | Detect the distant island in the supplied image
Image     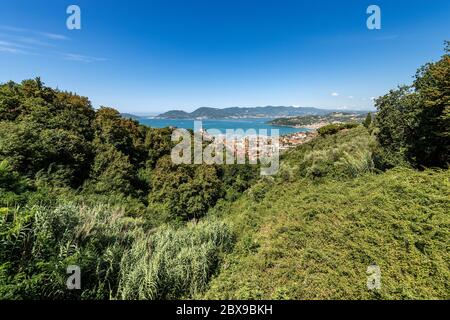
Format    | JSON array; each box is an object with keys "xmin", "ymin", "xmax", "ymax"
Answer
[
  {"xmin": 155, "ymin": 106, "xmax": 368, "ymax": 120},
  {"xmin": 268, "ymin": 112, "xmax": 368, "ymax": 129},
  {"xmin": 120, "ymin": 113, "xmax": 141, "ymax": 120}
]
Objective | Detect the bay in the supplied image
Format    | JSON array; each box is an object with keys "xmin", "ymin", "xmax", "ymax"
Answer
[{"xmin": 137, "ymin": 118, "xmax": 309, "ymax": 136}]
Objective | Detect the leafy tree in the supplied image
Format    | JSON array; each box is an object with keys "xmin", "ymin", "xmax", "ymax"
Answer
[
  {"xmin": 0, "ymin": 79, "xmax": 95, "ymax": 186},
  {"xmin": 89, "ymin": 146, "xmax": 135, "ymax": 195},
  {"xmin": 0, "ymin": 121, "xmax": 92, "ymax": 186},
  {"xmin": 144, "ymin": 127, "xmax": 173, "ymax": 168},
  {"xmin": 51, "ymin": 91, "xmax": 95, "ymax": 139},
  {"xmin": 373, "ymin": 86, "xmax": 420, "ymax": 168},
  {"xmin": 148, "ymin": 156, "xmax": 222, "ymax": 220},
  {"xmin": 93, "ymin": 107, "xmax": 134, "ymax": 152},
  {"xmin": 411, "ymin": 41, "xmax": 450, "ymax": 167},
  {"xmin": 363, "ymin": 112, "xmax": 372, "ymax": 128},
  {"xmin": 317, "ymin": 123, "xmax": 359, "ymax": 136},
  {"xmin": 0, "ymin": 81, "xmax": 24, "ymax": 121},
  {"xmin": 92, "ymin": 107, "xmax": 148, "ymax": 166},
  {"xmin": 374, "ymin": 42, "xmax": 449, "ymax": 168}
]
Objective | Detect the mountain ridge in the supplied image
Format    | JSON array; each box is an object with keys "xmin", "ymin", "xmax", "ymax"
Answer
[{"xmin": 155, "ymin": 106, "xmax": 368, "ymax": 119}]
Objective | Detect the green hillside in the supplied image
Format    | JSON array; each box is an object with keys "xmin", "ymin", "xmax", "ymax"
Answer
[{"xmin": 268, "ymin": 112, "xmax": 368, "ymax": 127}]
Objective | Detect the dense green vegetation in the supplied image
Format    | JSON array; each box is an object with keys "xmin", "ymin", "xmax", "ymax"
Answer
[
  {"xmin": 202, "ymin": 130, "xmax": 449, "ymax": 299},
  {"xmin": 0, "ymin": 78, "xmax": 257, "ymax": 299},
  {"xmin": 157, "ymin": 106, "xmax": 333, "ymax": 119},
  {"xmin": 117, "ymin": 219, "xmax": 234, "ymax": 300},
  {"xmin": 373, "ymin": 41, "xmax": 449, "ymax": 169},
  {"xmin": 0, "ymin": 43, "xmax": 448, "ymax": 300}
]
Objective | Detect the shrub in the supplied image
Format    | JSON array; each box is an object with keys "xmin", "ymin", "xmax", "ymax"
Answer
[
  {"xmin": 247, "ymin": 176, "xmax": 274, "ymax": 202},
  {"xmin": 148, "ymin": 156, "xmax": 223, "ymax": 220},
  {"xmin": 318, "ymin": 123, "xmax": 359, "ymax": 136},
  {"xmin": 284, "ymin": 127, "xmax": 375, "ymax": 180},
  {"xmin": 0, "ymin": 159, "xmax": 31, "ymax": 206},
  {"xmin": 374, "ymin": 42, "xmax": 450, "ymax": 168}
]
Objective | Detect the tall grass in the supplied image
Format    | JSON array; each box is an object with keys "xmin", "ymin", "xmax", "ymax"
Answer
[
  {"xmin": 202, "ymin": 127, "xmax": 449, "ymax": 299},
  {"xmin": 1, "ymin": 200, "xmax": 235, "ymax": 299},
  {"xmin": 0, "ymin": 203, "xmax": 145, "ymax": 299},
  {"xmin": 117, "ymin": 219, "xmax": 234, "ymax": 299},
  {"xmin": 203, "ymin": 168, "xmax": 450, "ymax": 299}
]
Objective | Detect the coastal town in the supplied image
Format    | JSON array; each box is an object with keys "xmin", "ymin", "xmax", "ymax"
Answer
[
  {"xmin": 172, "ymin": 109, "xmax": 371, "ymax": 164},
  {"xmin": 279, "ymin": 130, "xmax": 318, "ymax": 150},
  {"xmin": 200, "ymin": 128, "xmax": 319, "ymax": 162}
]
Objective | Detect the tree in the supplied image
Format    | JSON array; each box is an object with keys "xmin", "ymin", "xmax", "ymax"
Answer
[
  {"xmin": 92, "ymin": 107, "xmax": 147, "ymax": 166},
  {"xmin": 89, "ymin": 146, "xmax": 135, "ymax": 195},
  {"xmin": 411, "ymin": 42, "xmax": 450, "ymax": 167},
  {"xmin": 0, "ymin": 81, "xmax": 23, "ymax": 121},
  {"xmin": 374, "ymin": 42, "xmax": 449, "ymax": 168},
  {"xmin": 363, "ymin": 113, "xmax": 372, "ymax": 128},
  {"xmin": 0, "ymin": 79, "xmax": 95, "ymax": 186},
  {"xmin": 144, "ymin": 127, "xmax": 173, "ymax": 168},
  {"xmin": 148, "ymin": 156, "xmax": 222, "ymax": 221}
]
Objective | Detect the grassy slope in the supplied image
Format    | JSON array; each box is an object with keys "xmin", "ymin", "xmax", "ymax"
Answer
[{"xmin": 202, "ymin": 129, "xmax": 450, "ymax": 300}]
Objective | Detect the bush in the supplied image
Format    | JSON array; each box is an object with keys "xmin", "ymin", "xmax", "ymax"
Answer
[
  {"xmin": 247, "ymin": 176, "xmax": 274, "ymax": 202},
  {"xmin": 284, "ymin": 127, "xmax": 375, "ymax": 180},
  {"xmin": 0, "ymin": 202, "xmax": 235, "ymax": 300},
  {"xmin": 148, "ymin": 156, "xmax": 223, "ymax": 220},
  {"xmin": 0, "ymin": 159, "xmax": 31, "ymax": 206},
  {"xmin": 318, "ymin": 123, "xmax": 359, "ymax": 136},
  {"xmin": 374, "ymin": 42, "xmax": 450, "ymax": 168}
]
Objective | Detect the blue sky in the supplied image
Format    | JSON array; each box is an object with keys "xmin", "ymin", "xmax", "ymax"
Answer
[{"xmin": 0, "ymin": 0, "xmax": 449, "ymax": 113}]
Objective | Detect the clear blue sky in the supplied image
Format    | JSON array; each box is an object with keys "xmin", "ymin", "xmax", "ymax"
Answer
[{"xmin": 0, "ymin": 0, "xmax": 449, "ymax": 113}]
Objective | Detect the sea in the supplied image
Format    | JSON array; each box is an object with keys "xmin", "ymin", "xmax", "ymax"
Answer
[{"xmin": 138, "ymin": 118, "xmax": 309, "ymax": 136}]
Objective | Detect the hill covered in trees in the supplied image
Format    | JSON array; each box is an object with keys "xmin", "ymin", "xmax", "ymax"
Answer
[
  {"xmin": 0, "ymin": 42, "xmax": 448, "ymax": 300},
  {"xmin": 0, "ymin": 78, "xmax": 258, "ymax": 299},
  {"xmin": 267, "ymin": 112, "xmax": 368, "ymax": 128},
  {"xmin": 156, "ymin": 106, "xmax": 350, "ymax": 119}
]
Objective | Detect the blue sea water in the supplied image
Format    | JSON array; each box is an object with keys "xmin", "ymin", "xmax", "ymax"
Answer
[{"xmin": 138, "ymin": 118, "xmax": 308, "ymax": 136}]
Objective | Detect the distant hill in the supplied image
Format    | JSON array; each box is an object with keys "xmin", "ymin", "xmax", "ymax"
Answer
[
  {"xmin": 155, "ymin": 110, "xmax": 191, "ymax": 119},
  {"xmin": 120, "ymin": 113, "xmax": 141, "ymax": 120},
  {"xmin": 268, "ymin": 112, "xmax": 368, "ymax": 127},
  {"xmin": 155, "ymin": 106, "xmax": 364, "ymax": 119}
]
